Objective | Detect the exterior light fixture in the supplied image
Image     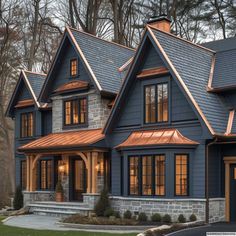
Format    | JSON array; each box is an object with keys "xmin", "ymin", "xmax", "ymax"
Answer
[{"xmin": 58, "ymin": 162, "xmax": 66, "ymax": 175}]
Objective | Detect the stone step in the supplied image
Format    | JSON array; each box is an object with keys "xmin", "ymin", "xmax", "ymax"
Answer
[
  {"xmin": 33, "ymin": 201, "xmax": 88, "ymax": 207},
  {"xmin": 29, "ymin": 203, "xmax": 92, "ymax": 210},
  {"xmin": 33, "ymin": 208, "xmax": 79, "ymax": 217}
]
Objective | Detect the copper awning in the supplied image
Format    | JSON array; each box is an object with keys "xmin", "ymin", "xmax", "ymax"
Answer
[
  {"xmin": 116, "ymin": 129, "xmax": 199, "ymax": 149},
  {"xmin": 137, "ymin": 67, "xmax": 169, "ymax": 79},
  {"xmin": 19, "ymin": 129, "xmax": 105, "ymax": 153},
  {"xmin": 15, "ymin": 99, "xmax": 35, "ymax": 108},
  {"xmin": 54, "ymin": 80, "xmax": 89, "ymax": 94}
]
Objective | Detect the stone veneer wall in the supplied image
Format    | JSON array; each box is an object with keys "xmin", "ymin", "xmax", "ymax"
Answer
[
  {"xmin": 52, "ymin": 90, "xmax": 111, "ymax": 133},
  {"xmin": 209, "ymin": 198, "xmax": 225, "ymax": 223},
  {"xmin": 23, "ymin": 191, "xmax": 55, "ymax": 206}
]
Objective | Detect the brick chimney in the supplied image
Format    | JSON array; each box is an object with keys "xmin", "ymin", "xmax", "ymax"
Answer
[{"xmin": 147, "ymin": 15, "xmax": 171, "ymax": 33}]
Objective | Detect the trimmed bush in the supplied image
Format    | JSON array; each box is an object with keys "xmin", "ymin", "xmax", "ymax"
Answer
[
  {"xmin": 151, "ymin": 213, "xmax": 162, "ymax": 222},
  {"xmin": 104, "ymin": 208, "xmax": 114, "ymax": 217},
  {"xmin": 123, "ymin": 210, "xmax": 132, "ymax": 219},
  {"xmin": 114, "ymin": 211, "xmax": 120, "ymax": 218},
  {"xmin": 94, "ymin": 189, "xmax": 111, "ymax": 217},
  {"xmin": 13, "ymin": 186, "xmax": 23, "ymax": 210},
  {"xmin": 138, "ymin": 212, "xmax": 147, "ymax": 222},
  {"xmin": 189, "ymin": 214, "xmax": 197, "ymax": 222},
  {"xmin": 178, "ymin": 214, "xmax": 186, "ymax": 223},
  {"xmin": 162, "ymin": 214, "xmax": 172, "ymax": 223}
]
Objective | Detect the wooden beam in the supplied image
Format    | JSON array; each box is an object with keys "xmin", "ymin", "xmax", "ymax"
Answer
[
  {"xmin": 137, "ymin": 67, "xmax": 169, "ymax": 79},
  {"xmin": 91, "ymin": 152, "xmax": 98, "ymax": 193}
]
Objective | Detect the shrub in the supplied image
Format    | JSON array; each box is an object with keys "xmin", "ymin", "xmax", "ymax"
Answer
[
  {"xmin": 162, "ymin": 214, "xmax": 172, "ymax": 223},
  {"xmin": 178, "ymin": 214, "xmax": 186, "ymax": 223},
  {"xmin": 13, "ymin": 186, "xmax": 23, "ymax": 210},
  {"xmin": 123, "ymin": 210, "xmax": 132, "ymax": 219},
  {"xmin": 94, "ymin": 189, "xmax": 110, "ymax": 217},
  {"xmin": 114, "ymin": 211, "xmax": 120, "ymax": 218},
  {"xmin": 55, "ymin": 180, "xmax": 63, "ymax": 193},
  {"xmin": 189, "ymin": 214, "xmax": 197, "ymax": 222},
  {"xmin": 151, "ymin": 213, "xmax": 162, "ymax": 222},
  {"xmin": 104, "ymin": 208, "xmax": 114, "ymax": 217},
  {"xmin": 138, "ymin": 212, "xmax": 147, "ymax": 222}
]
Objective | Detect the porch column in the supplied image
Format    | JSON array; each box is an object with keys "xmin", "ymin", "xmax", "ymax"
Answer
[
  {"xmin": 26, "ymin": 155, "xmax": 31, "ymax": 191},
  {"xmin": 86, "ymin": 152, "xmax": 92, "ymax": 193},
  {"xmin": 91, "ymin": 152, "xmax": 98, "ymax": 193}
]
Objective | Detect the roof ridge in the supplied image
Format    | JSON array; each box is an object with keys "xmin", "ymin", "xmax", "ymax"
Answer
[
  {"xmin": 23, "ymin": 70, "xmax": 47, "ymax": 76},
  {"xmin": 68, "ymin": 26, "xmax": 136, "ymax": 52},
  {"xmin": 148, "ymin": 25, "xmax": 216, "ymax": 54}
]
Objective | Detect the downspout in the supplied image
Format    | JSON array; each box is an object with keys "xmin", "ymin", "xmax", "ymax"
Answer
[{"xmin": 205, "ymin": 137, "xmax": 217, "ymax": 223}]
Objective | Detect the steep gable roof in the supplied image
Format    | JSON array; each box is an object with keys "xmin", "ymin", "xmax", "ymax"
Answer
[
  {"xmin": 202, "ymin": 37, "xmax": 236, "ymax": 52},
  {"xmin": 39, "ymin": 27, "xmax": 135, "ymax": 101},
  {"xmin": 6, "ymin": 70, "xmax": 46, "ymax": 117},
  {"xmin": 104, "ymin": 26, "xmax": 231, "ymax": 135}
]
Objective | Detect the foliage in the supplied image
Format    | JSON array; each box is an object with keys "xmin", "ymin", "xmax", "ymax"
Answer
[
  {"xmin": 104, "ymin": 208, "xmax": 114, "ymax": 217},
  {"xmin": 162, "ymin": 214, "xmax": 172, "ymax": 223},
  {"xmin": 55, "ymin": 180, "xmax": 64, "ymax": 193},
  {"xmin": 123, "ymin": 210, "xmax": 132, "ymax": 219},
  {"xmin": 189, "ymin": 214, "xmax": 197, "ymax": 222},
  {"xmin": 178, "ymin": 214, "xmax": 186, "ymax": 223},
  {"xmin": 114, "ymin": 211, "xmax": 120, "ymax": 218},
  {"xmin": 94, "ymin": 189, "xmax": 111, "ymax": 217},
  {"xmin": 151, "ymin": 213, "xmax": 162, "ymax": 222},
  {"xmin": 13, "ymin": 186, "xmax": 23, "ymax": 210},
  {"xmin": 138, "ymin": 212, "xmax": 147, "ymax": 222}
]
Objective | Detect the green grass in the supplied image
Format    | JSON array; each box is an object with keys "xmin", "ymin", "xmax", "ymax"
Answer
[{"xmin": 0, "ymin": 217, "xmax": 136, "ymax": 236}]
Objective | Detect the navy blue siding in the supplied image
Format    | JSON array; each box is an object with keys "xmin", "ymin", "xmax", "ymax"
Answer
[
  {"xmin": 42, "ymin": 110, "xmax": 52, "ymax": 135},
  {"xmin": 18, "ymin": 82, "xmax": 32, "ymax": 100}
]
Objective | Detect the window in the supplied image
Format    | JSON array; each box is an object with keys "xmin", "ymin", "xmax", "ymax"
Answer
[
  {"xmin": 175, "ymin": 154, "xmax": 188, "ymax": 196},
  {"xmin": 129, "ymin": 156, "xmax": 139, "ymax": 195},
  {"xmin": 64, "ymin": 98, "xmax": 87, "ymax": 126},
  {"xmin": 70, "ymin": 59, "xmax": 77, "ymax": 76},
  {"xmin": 20, "ymin": 112, "xmax": 34, "ymax": 138},
  {"xmin": 155, "ymin": 155, "xmax": 165, "ymax": 195},
  {"xmin": 21, "ymin": 160, "xmax": 27, "ymax": 190},
  {"xmin": 129, "ymin": 155, "xmax": 166, "ymax": 196},
  {"xmin": 144, "ymin": 83, "xmax": 168, "ymax": 124},
  {"xmin": 39, "ymin": 160, "xmax": 53, "ymax": 190}
]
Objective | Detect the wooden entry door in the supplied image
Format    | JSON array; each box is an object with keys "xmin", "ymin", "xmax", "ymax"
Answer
[
  {"xmin": 70, "ymin": 157, "xmax": 87, "ymax": 201},
  {"xmin": 230, "ymin": 164, "xmax": 236, "ymax": 221}
]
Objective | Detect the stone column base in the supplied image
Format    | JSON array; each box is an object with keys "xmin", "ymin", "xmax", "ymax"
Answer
[
  {"xmin": 83, "ymin": 193, "xmax": 100, "ymax": 208},
  {"xmin": 23, "ymin": 191, "xmax": 55, "ymax": 206}
]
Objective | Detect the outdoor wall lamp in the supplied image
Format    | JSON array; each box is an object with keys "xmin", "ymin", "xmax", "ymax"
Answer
[{"xmin": 58, "ymin": 162, "xmax": 66, "ymax": 175}]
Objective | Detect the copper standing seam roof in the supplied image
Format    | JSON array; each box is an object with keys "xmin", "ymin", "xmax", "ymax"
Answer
[
  {"xmin": 14, "ymin": 99, "xmax": 35, "ymax": 108},
  {"xmin": 137, "ymin": 67, "xmax": 169, "ymax": 79},
  {"xmin": 116, "ymin": 129, "xmax": 199, "ymax": 149},
  {"xmin": 53, "ymin": 80, "xmax": 89, "ymax": 94},
  {"xmin": 18, "ymin": 129, "xmax": 104, "ymax": 152}
]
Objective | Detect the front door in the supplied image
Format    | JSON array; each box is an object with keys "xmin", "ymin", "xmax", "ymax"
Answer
[
  {"xmin": 230, "ymin": 164, "xmax": 236, "ymax": 221},
  {"xmin": 70, "ymin": 157, "xmax": 87, "ymax": 201}
]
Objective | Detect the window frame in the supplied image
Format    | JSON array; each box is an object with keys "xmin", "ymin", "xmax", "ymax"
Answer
[
  {"xmin": 70, "ymin": 58, "xmax": 78, "ymax": 77},
  {"xmin": 143, "ymin": 82, "xmax": 169, "ymax": 125},
  {"xmin": 20, "ymin": 160, "xmax": 27, "ymax": 190},
  {"xmin": 20, "ymin": 112, "xmax": 34, "ymax": 138},
  {"xmin": 38, "ymin": 159, "xmax": 54, "ymax": 191},
  {"xmin": 63, "ymin": 96, "xmax": 88, "ymax": 129},
  {"xmin": 174, "ymin": 154, "xmax": 189, "ymax": 196},
  {"xmin": 128, "ymin": 155, "xmax": 166, "ymax": 197}
]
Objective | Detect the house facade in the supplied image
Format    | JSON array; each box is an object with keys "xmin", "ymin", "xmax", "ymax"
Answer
[{"xmin": 6, "ymin": 16, "xmax": 236, "ymax": 223}]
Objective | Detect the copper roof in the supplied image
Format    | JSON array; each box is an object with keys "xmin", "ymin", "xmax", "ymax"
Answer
[
  {"xmin": 116, "ymin": 129, "xmax": 199, "ymax": 149},
  {"xmin": 137, "ymin": 67, "xmax": 169, "ymax": 79},
  {"xmin": 14, "ymin": 99, "xmax": 35, "ymax": 108},
  {"xmin": 19, "ymin": 129, "xmax": 104, "ymax": 152},
  {"xmin": 54, "ymin": 80, "xmax": 89, "ymax": 94}
]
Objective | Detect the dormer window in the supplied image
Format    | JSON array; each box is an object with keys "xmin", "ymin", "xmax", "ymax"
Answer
[
  {"xmin": 144, "ymin": 83, "xmax": 168, "ymax": 124},
  {"xmin": 70, "ymin": 59, "xmax": 78, "ymax": 77}
]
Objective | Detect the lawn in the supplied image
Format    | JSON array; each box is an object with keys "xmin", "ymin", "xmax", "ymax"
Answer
[{"xmin": 0, "ymin": 217, "xmax": 136, "ymax": 236}]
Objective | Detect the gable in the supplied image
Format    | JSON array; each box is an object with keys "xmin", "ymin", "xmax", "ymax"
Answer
[
  {"xmin": 18, "ymin": 81, "xmax": 32, "ymax": 100},
  {"xmin": 42, "ymin": 36, "xmax": 92, "ymax": 100}
]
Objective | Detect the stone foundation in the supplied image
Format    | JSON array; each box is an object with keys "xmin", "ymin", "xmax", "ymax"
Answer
[
  {"xmin": 23, "ymin": 191, "xmax": 55, "ymax": 206},
  {"xmin": 209, "ymin": 198, "xmax": 225, "ymax": 223},
  {"xmin": 83, "ymin": 193, "xmax": 100, "ymax": 207}
]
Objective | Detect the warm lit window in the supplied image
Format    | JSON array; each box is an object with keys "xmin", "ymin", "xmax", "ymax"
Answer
[
  {"xmin": 70, "ymin": 59, "xmax": 77, "ymax": 76},
  {"xmin": 129, "ymin": 156, "xmax": 139, "ymax": 195},
  {"xmin": 175, "ymin": 154, "xmax": 188, "ymax": 196},
  {"xmin": 21, "ymin": 160, "xmax": 27, "ymax": 190},
  {"xmin": 64, "ymin": 98, "xmax": 87, "ymax": 126},
  {"xmin": 142, "ymin": 156, "xmax": 152, "ymax": 195},
  {"xmin": 129, "ymin": 155, "xmax": 166, "ymax": 196},
  {"xmin": 144, "ymin": 83, "xmax": 168, "ymax": 124},
  {"xmin": 20, "ymin": 112, "xmax": 34, "ymax": 138},
  {"xmin": 39, "ymin": 160, "xmax": 53, "ymax": 190},
  {"xmin": 155, "ymin": 155, "xmax": 165, "ymax": 195}
]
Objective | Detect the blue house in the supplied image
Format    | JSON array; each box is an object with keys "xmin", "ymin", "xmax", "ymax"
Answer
[{"xmin": 6, "ymin": 16, "xmax": 236, "ymax": 223}]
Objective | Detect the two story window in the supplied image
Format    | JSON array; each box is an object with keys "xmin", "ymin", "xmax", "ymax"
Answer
[
  {"xmin": 144, "ymin": 83, "xmax": 168, "ymax": 124},
  {"xmin": 129, "ymin": 154, "xmax": 189, "ymax": 196},
  {"xmin": 20, "ymin": 112, "xmax": 34, "ymax": 138},
  {"xmin": 64, "ymin": 98, "xmax": 87, "ymax": 126},
  {"xmin": 39, "ymin": 160, "xmax": 53, "ymax": 190}
]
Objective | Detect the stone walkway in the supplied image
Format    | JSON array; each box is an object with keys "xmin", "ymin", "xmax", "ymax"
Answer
[{"xmin": 3, "ymin": 214, "xmax": 143, "ymax": 233}]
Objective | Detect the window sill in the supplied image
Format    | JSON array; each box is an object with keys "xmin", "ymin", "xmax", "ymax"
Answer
[{"xmin": 63, "ymin": 124, "xmax": 88, "ymax": 130}]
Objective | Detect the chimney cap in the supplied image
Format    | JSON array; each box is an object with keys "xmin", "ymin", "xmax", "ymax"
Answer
[{"xmin": 147, "ymin": 14, "xmax": 171, "ymax": 24}]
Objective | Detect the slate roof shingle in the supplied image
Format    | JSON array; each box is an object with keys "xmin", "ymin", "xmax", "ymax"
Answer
[
  {"xmin": 202, "ymin": 37, "xmax": 236, "ymax": 52},
  {"xmin": 70, "ymin": 28, "xmax": 135, "ymax": 94}
]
